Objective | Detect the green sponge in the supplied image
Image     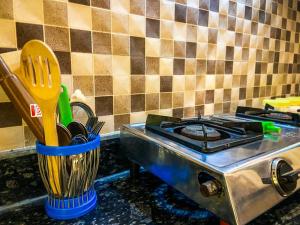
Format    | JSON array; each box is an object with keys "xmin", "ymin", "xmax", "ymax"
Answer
[{"xmin": 261, "ymin": 121, "xmax": 281, "ymax": 134}]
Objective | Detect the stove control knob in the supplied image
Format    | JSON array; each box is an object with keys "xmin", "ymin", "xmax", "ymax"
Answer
[
  {"xmin": 271, "ymin": 158, "xmax": 299, "ymax": 196},
  {"xmin": 199, "ymin": 180, "xmax": 221, "ymax": 197}
]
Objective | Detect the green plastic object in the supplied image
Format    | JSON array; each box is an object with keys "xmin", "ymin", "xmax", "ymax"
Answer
[
  {"xmin": 261, "ymin": 121, "xmax": 281, "ymax": 134},
  {"xmin": 58, "ymin": 85, "xmax": 73, "ymax": 127}
]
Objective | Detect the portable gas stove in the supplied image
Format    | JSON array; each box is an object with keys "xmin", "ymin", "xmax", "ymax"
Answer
[{"xmin": 120, "ymin": 106, "xmax": 300, "ymax": 225}]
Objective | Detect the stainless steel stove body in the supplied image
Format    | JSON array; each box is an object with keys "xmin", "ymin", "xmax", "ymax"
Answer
[{"xmin": 120, "ymin": 113, "xmax": 300, "ymax": 225}]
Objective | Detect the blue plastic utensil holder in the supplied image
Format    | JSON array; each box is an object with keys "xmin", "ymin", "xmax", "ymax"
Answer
[{"xmin": 36, "ymin": 135, "xmax": 100, "ymax": 220}]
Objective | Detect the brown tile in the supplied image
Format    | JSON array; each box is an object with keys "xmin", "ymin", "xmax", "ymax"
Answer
[
  {"xmin": 160, "ymin": 93, "xmax": 172, "ymax": 109},
  {"xmin": 225, "ymin": 61, "xmax": 233, "ymax": 74},
  {"xmin": 173, "ymin": 58, "xmax": 185, "ymax": 75},
  {"xmin": 146, "ymin": 57, "xmax": 159, "ymax": 74},
  {"xmin": 160, "ymin": 39, "xmax": 173, "ymax": 57},
  {"xmin": 44, "ymin": 0, "xmax": 67, "ymax": 26},
  {"xmin": 44, "ymin": 26, "xmax": 69, "ymax": 52},
  {"xmin": 239, "ymin": 88, "xmax": 246, "ymax": 100},
  {"xmin": 223, "ymin": 102, "xmax": 231, "ymax": 113},
  {"xmin": 131, "ymin": 76, "xmax": 145, "ymax": 93},
  {"xmin": 70, "ymin": 29, "xmax": 92, "ymax": 53},
  {"xmin": 146, "ymin": 93, "xmax": 159, "ymax": 110},
  {"xmin": 199, "ymin": 0, "xmax": 209, "ymax": 10},
  {"xmin": 207, "ymin": 60, "xmax": 215, "ymax": 74},
  {"xmin": 214, "ymin": 103, "xmax": 222, "ymax": 114},
  {"xmin": 208, "ymin": 29, "xmax": 218, "ymax": 44},
  {"xmin": 69, "ymin": 0, "xmax": 90, "ymax": 5},
  {"xmin": 93, "ymin": 32, "xmax": 111, "ymax": 54},
  {"xmin": 114, "ymin": 95, "xmax": 130, "ymax": 114},
  {"xmin": 130, "ymin": 0, "xmax": 145, "ymax": 15},
  {"xmin": 226, "ymin": 46, "xmax": 234, "ymax": 60},
  {"xmin": 174, "ymin": 41, "xmax": 186, "ymax": 57},
  {"xmin": 228, "ymin": 0, "xmax": 237, "ymax": 16},
  {"xmin": 130, "ymin": 37, "xmax": 145, "ymax": 57},
  {"xmin": 186, "ymin": 7, "xmax": 198, "ymax": 25},
  {"xmin": 195, "ymin": 91, "xmax": 205, "ymax": 105},
  {"xmin": 131, "ymin": 94, "xmax": 145, "ymax": 112},
  {"xmin": 0, "ymin": 102, "xmax": 22, "ymax": 128},
  {"xmin": 196, "ymin": 60, "xmax": 206, "ymax": 74},
  {"xmin": 92, "ymin": 8, "xmax": 111, "ymax": 32},
  {"xmin": 146, "ymin": 0, "xmax": 160, "ymax": 19},
  {"xmin": 215, "ymin": 61, "xmax": 224, "ymax": 74},
  {"xmin": 160, "ymin": 76, "xmax": 173, "ymax": 92},
  {"xmin": 95, "ymin": 76, "xmax": 113, "ymax": 96},
  {"xmin": 0, "ymin": 0, "xmax": 13, "ymax": 19},
  {"xmin": 73, "ymin": 76, "xmax": 94, "ymax": 96},
  {"xmin": 112, "ymin": 34, "xmax": 129, "ymax": 55},
  {"xmin": 173, "ymin": 92, "xmax": 184, "ymax": 108},
  {"xmin": 54, "ymin": 51, "xmax": 71, "ymax": 74},
  {"xmin": 92, "ymin": 0, "xmax": 110, "ymax": 8},
  {"xmin": 114, "ymin": 114, "xmax": 130, "ymax": 130},
  {"xmin": 146, "ymin": 18, "xmax": 160, "ymax": 38},
  {"xmin": 24, "ymin": 126, "xmax": 36, "ymax": 146},
  {"xmin": 227, "ymin": 16, "xmax": 236, "ymax": 31},
  {"xmin": 184, "ymin": 107, "xmax": 195, "ymax": 118},
  {"xmin": 16, "ymin": 23, "xmax": 44, "ymax": 49},
  {"xmin": 131, "ymin": 57, "xmax": 145, "ymax": 74},
  {"xmin": 175, "ymin": 3, "xmax": 186, "ymax": 23},
  {"xmin": 173, "ymin": 108, "xmax": 183, "ymax": 118},
  {"xmin": 95, "ymin": 96, "xmax": 113, "ymax": 116},
  {"xmin": 198, "ymin": 9, "xmax": 209, "ymax": 26},
  {"xmin": 223, "ymin": 89, "xmax": 231, "ymax": 102}
]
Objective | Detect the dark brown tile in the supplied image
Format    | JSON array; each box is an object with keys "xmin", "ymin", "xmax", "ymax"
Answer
[
  {"xmin": 54, "ymin": 51, "xmax": 71, "ymax": 74},
  {"xmin": 95, "ymin": 96, "xmax": 113, "ymax": 116},
  {"xmin": 73, "ymin": 76, "xmax": 94, "ymax": 96},
  {"xmin": 69, "ymin": 0, "xmax": 90, "ymax": 5},
  {"xmin": 146, "ymin": 18, "xmax": 160, "ymax": 38},
  {"xmin": 173, "ymin": 58, "xmax": 185, "ymax": 75},
  {"xmin": 131, "ymin": 94, "xmax": 145, "ymax": 112},
  {"xmin": 70, "ymin": 29, "xmax": 92, "ymax": 53},
  {"xmin": 228, "ymin": 1, "xmax": 237, "ymax": 16},
  {"xmin": 130, "ymin": 0, "xmax": 145, "ymax": 15},
  {"xmin": 175, "ymin": 3, "xmax": 187, "ymax": 23},
  {"xmin": 186, "ymin": 42, "xmax": 196, "ymax": 58},
  {"xmin": 130, "ymin": 37, "xmax": 145, "ymax": 57},
  {"xmin": 210, "ymin": 0, "xmax": 219, "ymax": 12},
  {"xmin": 223, "ymin": 89, "xmax": 231, "ymax": 102},
  {"xmin": 131, "ymin": 76, "xmax": 145, "ymax": 93},
  {"xmin": 91, "ymin": 0, "xmax": 110, "ymax": 8},
  {"xmin": 174, "ymin": 41, "xmax": 186, "ymax": 57},
  {"xmin": 146, "ymin": 93, "xmax": 159, "ymax": 110},
  {"xmin": 214, "ymin": 103, "xmax": 223, "ymax": 114},
  {"xmin": 198, "ymin": 9, "xmax": 209, "ymax": 26},
  {"xmin": 226, "ymin": 46, "xmax": 234, "ymax": 60},
  {"xmin": 205, "ymin": 90, "xmax": 214, "ymax": 104},
  {"xmin": 160, "ymin": 93, "xmax": 172, "ymax": 109},
  {"xmin": 207, "ymin": 60, "xmax": 215, "ymax": 74},
  {"xmin": 45, "ymin": 26, "xmax": 70, "ymax": 52},
  {"xmin": 0, "ymin": 102, "xmax": 22, "ymax": 128},
  {"xmin": 44, "ymin": 0, "xmax": 68, "ymax": 26},
  {"xmin": 146, "ymin": 57, "xmax": 159, "ymax": 74},
  {"xmin": 187, "ymin": 7, "xmax": 198, "ymax": 25},
  {"xmin": 173, "ymin": 108, "xmax": 183, "ymax": 118},
  {"xmin": 208, "ymin": 29, "xmax": 218, "ymax": 44},
  {"xmin": 146, "ymin": 0, "xmax": 160, "ymax": 19},
  {"xmin": 0, "ymin": 48, "xmax": 17, "ymax": 54},
  {"xmin": 225, "ymin": 61, "xmax": 233, "ymax": 74},
  {"xmin": 195, "ymin": 105, "xmax": 204, "ymax": 116},
  {"xmin": 199, "ymin": 0, "xmax": 209, "ymax": 10},
  {"xmin": 239, "ymin": 88, "xmax": 246, "ymax": 100},
  {"xmin": 114, "ymin": 114, "xmax": 130, "ymax": 130},
  {"xmin": 131, "ymin": 57, "xmax": 145, "ymax": 74},
  {"xmin": 95, "ymin": 76, "xmax": 113, "ymax": 96},
  {"xmin": 160, "ymin": 76, "xmax": 173, "ymax": 92},
  {"xmin": 0, "ymin": 0, "xmax": 13, "ymax": 19},
  {"xmin": 93, "ymin": 32, "xmax": 111, "ymax": 54},
  {"xmin": 244, "ymin": 6, "xmax": 252, "ymax": 20},
  {"xmin": 16, "ymin": 23, "xmax": 44, "ymax": 49},
  {"xmin": 251, "ymin": 22, "xmax": 258, "ymax": 35}
]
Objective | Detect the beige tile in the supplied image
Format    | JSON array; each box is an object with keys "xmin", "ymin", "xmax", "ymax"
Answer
[
  {"xmin": 173, "ymin": 75, "xmax": 185, "ymax": 92},
  {"xmin": 161, "ymin": 20, "xmax": 173, "ymax": 39},
  {"xmin": 204, "ymin": 104, "xmax": 214, "ymax": 115},
  {"xmin": 196, "ymin": 43, "xmax": 207, "ymax": 59},
  {"xmin": 0, "ymin": 87, "xmax": 9, "ymax": 102},
  {"xmin": 94, "ymin": 54, "xmax": 112, "ymax": 75},
  {"xmin": 187, "ymin": 25, "xmax": 197, "ymax": 42},
  {"xmin": 173, "ymin": 22, "xmax": 186, "ymax": 41},
  {"xmin": 111, "ymin": 0, "xmax": 129, "ymax": 14},
  {"xmin": 73, "ymin": 76, "xmax": 94, "ymax": 96},
  {"xmin": 185, "ymin": 76, "xmax": 196, "ymax": 91},
  {"xmin": 209, "ymin": 12, "xmax": 218, "ymax": 28},
  {"xmin": 98, "ymin": 115, "xmax": 114, "ymax": 134},
  {"xmin": 114, "ymin": 95, "xmax": 130, "ymax": 114},
  {"xmin": 0, "ymin": 0, "xmax": 13, "ymax": 19},
  {"xmin": 112, "ymin": 56, "xmax": 130, "ymax": 75},
  {"xmin": 159, "ymin": 58, "xmax": 173, "ymax": 75},
  {"xmin": 184, "ymin": 91, "xmax": 195, "ymax": 107},
  {"xmin": 160, "ymin": 0, "xmax": 175, "ymax": 20},
  {"xmin": 214, "ymin": 89, "xmax": 223, "ymax": 103},
  {"xmin": 0, "ymin": 50, "xmax": 21, "ymax": 73},
  {"xmin": 205, "ymin": 75, "xmax": 215, "ymax": 89},
  {"xmin": 0, "ymin": 126, "xmax": 24, "ymax": 150},
  {"xmin": 145, "ymin": 38, "xmax": 160, "ymax": 57},
  {"xmin": 145, "ymin": 75, "xmax": 160, "ymax": 93},
  {"xmin": 112, "ymin": 12, "xmax": 128, "ymax": 34},
  {"xmin": 92, "ymin": 8, "xmax": 111, "ymax": 32},
  {"xmin": 61, "ymin": 75, "xmax": 73, "ymax": 95},
  {"xmin": 129, "ymin": 14, "xmax": 145, "ymax": 37},
  {"xmin": 0, "ymin": 19, "xmax": 16, "ymax": 48},
  {"xmin": 113, "ymin": 76, "xmax": 130, "ymax": 95},
  {"xmin": 71, "ymin": 53, "xmax": 93, "ymax": 75},
  {"xmin": 68, "ymin": 3, "xmax": 92, "ymax": 30},
  {"xmin": 14, "ymin": 0, "xmax": 44, "ymax": 24},
  {"xmin": 130, "ymin": 111, "xmax": 147, "ymax": 123},
  {"xmin": 197, "ymin": 26, "xmax": 208, "ymax": 42}
]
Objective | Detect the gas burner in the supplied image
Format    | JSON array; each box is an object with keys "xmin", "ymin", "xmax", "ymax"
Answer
[{"xmin": 175, "ymin": 125, "xmax": 222, "ymax": 141}]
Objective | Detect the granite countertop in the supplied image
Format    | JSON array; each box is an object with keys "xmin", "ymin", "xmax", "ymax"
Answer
[{"xmin": 2, "ymin": 138, "xmax": 300, "ymax": 225}]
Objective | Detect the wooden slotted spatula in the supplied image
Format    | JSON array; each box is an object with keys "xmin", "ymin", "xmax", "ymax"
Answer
[{"xmin": 19, "ymin": 40, "xmax": 61, "ymax": 195}]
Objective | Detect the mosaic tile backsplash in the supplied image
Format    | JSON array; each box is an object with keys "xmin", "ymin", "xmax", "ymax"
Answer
[{"xmin": 0, "ymin": 0, "xmax": 299, "ymax": 150}]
